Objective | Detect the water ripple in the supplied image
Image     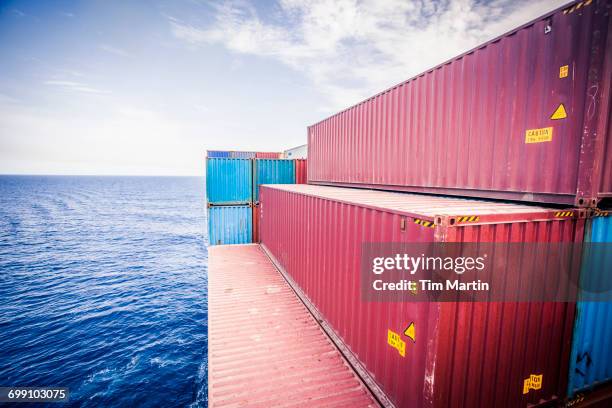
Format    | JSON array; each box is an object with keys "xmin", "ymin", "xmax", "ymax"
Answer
[{"xmin": 0, "ymin": 176, "xmax": 208, "ymax": 407}]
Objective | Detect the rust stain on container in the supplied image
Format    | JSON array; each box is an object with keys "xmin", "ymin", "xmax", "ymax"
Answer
[
  {"xmin": 260, "ymin": 184, "xmax": 586, "ymax": 408},
  {"xmin": 208, "ymin": 244, "xmax": 378, "ymax": 407},
  {"xmin": 308, "ymin": 0, "xmax": 611, "ymax": 206}
]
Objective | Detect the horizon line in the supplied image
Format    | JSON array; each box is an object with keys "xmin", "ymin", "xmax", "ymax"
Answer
[{"xmin": 0, "ymin": 173, "xmax": 203, "ymax": 177}]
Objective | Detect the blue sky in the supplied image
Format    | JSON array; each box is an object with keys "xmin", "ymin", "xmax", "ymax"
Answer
[{"xmin": 0, "ymin": 0, "xmax": 566, "ymax": 175}]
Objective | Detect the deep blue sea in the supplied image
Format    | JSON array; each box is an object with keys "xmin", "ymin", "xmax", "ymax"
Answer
[{"xmin": 0, "ymin": 176, "xmax": 208, "ymax": 407}]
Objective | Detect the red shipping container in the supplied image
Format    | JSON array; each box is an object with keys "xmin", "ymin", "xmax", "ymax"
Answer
[
  {"xmin": 252, "ymin": 203, "xmax": 259, "ymax": 242},
  {"xmin": 208, "ymin": 244, "xmax": 376, "ymax": 407},
  {"xmin": 260, "ymin": 184, "xmax": 586, "ymax": 408},
  {"xmin": 294, "ymin": 159, "xmax": 308, "ymax": 184},
  {"xmin": 255, "ymin": 152, "xmax": 282, "ymax": 158},
  {"xmin": 308, "ymin": 0, "xmax": 611, "ymax": 207}
]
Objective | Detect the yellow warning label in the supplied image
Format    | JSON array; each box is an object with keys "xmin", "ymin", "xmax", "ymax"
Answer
[
  {"xmin": 404, "ymin": 322, "xmax": 416, "ymax": 342},
  {"xmin": 550, "ymin": 104, "xmax": 567, "ymax": 120},
  {"xmin": 564, "ymin": 0, "xmax": 593, "ymax": 14},
  {"xmin": 523, "ymin": 374, "xmax": 543, "ymax": 394},
  {"xmin": 559, "ymin": 65, "xmax": 569, "ymax": 78},
  {"xmin": 456, "ymin": 216, "xmax": 480, "ymax": 223},
  {"xmin": 388, "ymin": 329, "xmax": 406, "ymax": 357},
  {"xmin": 525, "ymin": 127, "xmax": 553, "ymax": 144},
  {"xmin": 414, "ymin": 218, "xmax": 435, "ymax": 229}
]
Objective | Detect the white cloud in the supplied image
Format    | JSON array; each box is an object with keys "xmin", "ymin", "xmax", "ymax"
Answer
[
  {"xmin": 60, "ymin": 11, "xmax": 75, "ymax": 18},
  {"xmin": 169, "ymin": 0, "xmax": 567, "ymax": 110},
  {"xmin": 99, "ymin": 44, "xmax": 131, "ymax": 57},
  {"xmin": 44, "ymin": 80, "xmax": 111, "ymax": 95}
]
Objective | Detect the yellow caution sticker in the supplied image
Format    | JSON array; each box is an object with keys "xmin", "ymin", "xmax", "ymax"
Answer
[
  {"xmin": 456, "ymin": 216, "xmax": 480, "ymax": 223},
  {"xmin": 567, "ymin": 394, "xmax": 586, "ymax": 407},
  {"xmin": 563, "ymin": 0, "xmax": 592, "ymax": 14},
  {"xmin": 387, "ymin": 329, "xmax": 406, "ymax": 357},
  {"xmin": 525, "ymin": 127, "xmax": 553, "ymax": 144},
  {"xmin": 555, "ymin": 211, "xmax": 574, "ymax": 218},
  {"xmin": 414, "ymin": 218, "xmax": 435, "ymax": 229},
  {"xmin": 523, "ymin": 374, "xmax": 543, "ymax": 394},
  {"xmin": 550, "ymin": 103, "xmax": 567, "ymax": 120},
  {"xmin": 404, "ymin": 322, "xmax": 416, "ymax": 342},
  {"xmin": 559, "ymin": 65, "xmax": 569, "ymax": 78}
]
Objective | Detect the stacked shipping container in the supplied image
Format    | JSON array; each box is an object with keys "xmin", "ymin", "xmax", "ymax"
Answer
[
  {"xmin": 253, "ymin": 159, "xmax": 295, "ymax": 202},
  {"xmin": 206, "ymin": 150, "xmax": 230, "ymax": 158},
  {"xmin": 253, "ymin": 1, "xmax": 612, "ymax": 406},
  {"xmin": 260, "ymin": 184, "xmax": 585, "ymax": 407},
  {"xmin": 206, "ymin": 158, "xmax": 253, "ymax": 246},
  {"xmin": 206, "ymin": 0, "xmax": 611, "ymax": 405},
  {"xmin": 206, "ymin": 158, "xmax": 252, "ymax": 204},
  {"xmin": 255, "ymin": 152, "xmax": 282, "ymax": 158},
  {"xmin": 307, "ymin": 0, "xmax": 611, "ymax": 207},
  {"xmin": 568, "ymin": 212, "xmax": 612, "ymax": 397},
  {"xmin": 208, "ymin": 205, "xmax": 252, "ymax": 245},
  {"xmin": 206, "ymin": 150, "xmax": 256, "ymax": 158},
  {"xmin": 205, "ymin": 154, "xmax": 304, "ymax": 244}
]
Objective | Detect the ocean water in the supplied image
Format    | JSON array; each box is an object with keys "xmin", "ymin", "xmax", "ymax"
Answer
[{"xmin": 0, "ymin": 176, "xmax": 208, "ymax": 407}]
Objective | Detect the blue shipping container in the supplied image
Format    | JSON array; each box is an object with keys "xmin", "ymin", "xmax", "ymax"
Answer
[
  {"xmin": 207, "ymin": 150, "xmax": 231, "ymax": 158},
  {"xmin": 207, "ymin": 205, "xmax": 252, "ymax": 246},
  {"xmin": 253, "ymin": 159, "xmax": 295, "ymax": 202},
  {"xmin": 568, "ymin": 214, "xmax": 612, "ymax": 396},
  {"xmin": 206, "ymin": 158, "xmax": 252, "ymax": 204},
  {"xmin": 230, "ymin": 151, "xmax": 256, "ymax": 159}
]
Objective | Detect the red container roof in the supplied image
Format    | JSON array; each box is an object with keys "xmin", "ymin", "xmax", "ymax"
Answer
[
  {"xmin": 264, "ymin": 184, "xmax": 580, "ymax": 224},
  {"xmin": 208, "ymin": 244, "xmax": 377, "ymax": 407}
]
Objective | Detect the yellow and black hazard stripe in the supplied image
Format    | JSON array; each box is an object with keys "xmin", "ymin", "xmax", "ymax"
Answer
[
  {"xmin": 563, "ymin": 0, "xmax": 592, "ymax": 14},
  {"xmin": 554, "ymin": 211, "xmax": 575, "ymax": 217},
  {"xmin": 414, "ymin": 218, "xmax": 435, "ymax": 229},
  {"xmin": 456, "ymin": 216, "xmax": 480, "ymax": 223},
  {"xmin": 593, "ymin": 209, "xmax": 610, "ymax": 217}
]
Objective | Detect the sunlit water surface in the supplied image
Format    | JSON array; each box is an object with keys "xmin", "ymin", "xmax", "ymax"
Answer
[{"xmin": 0, "ymin": 176, "xmax": 208, "ymax": 407}]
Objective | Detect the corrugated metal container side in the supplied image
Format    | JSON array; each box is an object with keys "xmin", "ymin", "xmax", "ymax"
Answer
[
  {"xmin": 207, "ymin": 150, "xmax": 231, "ymax": 158},
  {"xmin": 260, "ymin": 184, "xmax": 585, "ymax": 408},
  {"xmin": 229, "ymin": 151, "xmax": 256, "ymax": 159},
  {"xmin": 295, "ymin": 159, "xmax": 308, "ymax": 184},
  {"xmin": 308, "ymin": 0, "xmax": 611, "ymax": 207},
  {"xmin": 252, "ymin": 203, "xmax": 259, "ymax": 243},
  {"xmin": 568, "ymin": 213, "xmax": 612, "ymax": 397},
  {"xmin": 208, "ymin": 205, "xmax": 252, "ymax": 245},
  {"xmin": 255, "ymin": 152, "xmax": 282, "ymax": 158},
  {"xmin": 208, "ymin": 244, "xmax": 377, "ymax": 407},
  {"xmin": 206, "ymin": 158, "xmax": 252, "ymax": 204},
  {"xmin": 253, "ymin": 159, "xmax": 295, "ymax": 202}
]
